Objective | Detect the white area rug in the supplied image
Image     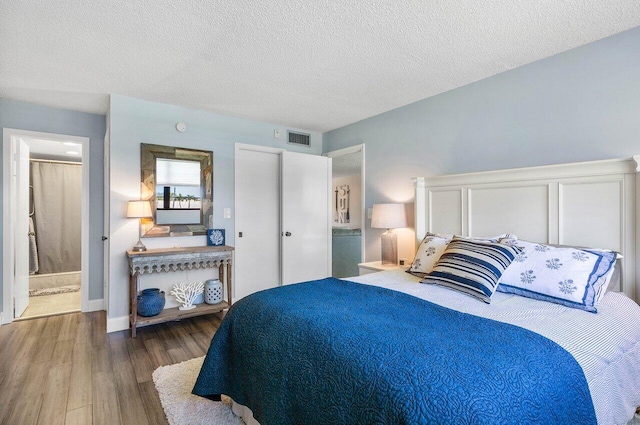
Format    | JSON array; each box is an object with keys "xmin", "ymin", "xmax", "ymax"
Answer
[{"xmin": 152, "ymin": 356, "xmax": 244, "ymax": 425}]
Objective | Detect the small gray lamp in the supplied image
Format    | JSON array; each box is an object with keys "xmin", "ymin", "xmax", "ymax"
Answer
[
  {"xmin": 371, "ymin": 203, "xmax": 407, "ymax": 265},
  {"xmin": 127, "ymin": 200, "xmax": 152, "ymax": 252}
]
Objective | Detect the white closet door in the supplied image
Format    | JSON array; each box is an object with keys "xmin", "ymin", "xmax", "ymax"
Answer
[
  {"xmin": 14, "ymin": 139, "xmax": 30, "ymax": 317},
  {"xmin": 281, "ymin": 151, "xmax": 331, "ymax": 285},
  {"xmin": 234, "ymin": 147, "xmax": 281, "ymax": 301}
]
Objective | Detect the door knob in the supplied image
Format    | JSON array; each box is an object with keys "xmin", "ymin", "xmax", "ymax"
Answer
[{"xmin": 285, "ymin": 232, "xmax": 292, "ymax": 237}]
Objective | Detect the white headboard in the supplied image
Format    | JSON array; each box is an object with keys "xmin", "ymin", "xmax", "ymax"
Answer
[{"xmin": 414, "ymin": 156, "xmax": 640, "ymax": 302}]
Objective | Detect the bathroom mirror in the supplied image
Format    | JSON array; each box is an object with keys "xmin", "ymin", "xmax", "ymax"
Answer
[{"xmin": 140, "ymin": 143, "xmax": 213, "ymax": 237}]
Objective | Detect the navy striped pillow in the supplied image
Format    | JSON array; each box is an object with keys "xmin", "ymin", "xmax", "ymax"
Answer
[{"xmin": 421, "ymin": 237, "xmax": 521, "ymax": 303}]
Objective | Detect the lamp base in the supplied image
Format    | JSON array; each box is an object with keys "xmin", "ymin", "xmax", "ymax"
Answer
[
  {"xmin": 381, "ymin": 230, "xmax": 398, "ymax": 265},
  {"xmin": 132, "ymin": 239, "xmax": 147, "ymax": 252}
]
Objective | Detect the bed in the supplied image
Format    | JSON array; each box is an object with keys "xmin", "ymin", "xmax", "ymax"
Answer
[{"xmin": 193, "ymin": 156, "xmax": 640, "ymax": 424}]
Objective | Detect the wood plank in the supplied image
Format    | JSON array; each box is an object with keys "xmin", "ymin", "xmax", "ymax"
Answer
[
  {"xmin": 143, "ymin": 338, "xmax": 173, "ymax": 369},
  {"xmin": 135, "ymin": 302, "xmax": 229, "ymax": 328},
  {"xmin": 138, "ymin": 380, "xmax": 170, "ymax": 425},
  {"xmin": 0, "ymin": 357, "xmax": 32, "ymax": 424},
  {"xmin": 51, "ymin": 339, "xmax": 75, "ymax": 365},
  {"xmin": 74, "ymin": 315, "xmax": 92, "ymax": 344},
  {"xmin": 169, "ymin": 325, "xmax": 206, "ymax": 358},
  {"xmin": 179, "ymin": 317, "xmax": 201, "ymax": 334},
  {"xmin": 112, "ymin": 360, "xmax": 150, "ymax": 425},
  {"xmin": 193, "ymin": 313, "xmax": 221, "ymax": 335},
  {"xmin": 2, "ymin": 359, "xmax": 48, "ymax": 425},
  {"xmin": 191, "ymin": 331, "xmax": 214, "ymax": 354},
  {"xmin": 0, "ymin": 311, "xmax": 222, "ymax": 425},
  {"xmin": 0, "ymin": 334, "xmax": 38, "ymax": 424},
  {"xmin": 167, "ymin": 346, "xmax": 191, "ymax": 364},
  {"xmin": 64, "ymin": 406, "xmax": 92, "ymax": 425},
  {"xmin": 125, "ymin": 331, "xmax": 147, "ymax": 352},
  {"xmin": 154, "ymin": 323, "xmax": 183, "ymax": 351},
  {"xmin": 91, "ymin": 311, "xmax": 107, "ymax": 347},
  {"xmin": 92, "ymin": 371, "xmax": 121, "ymax": 425},
  {"xmin": 92, "ymin": 343, "xmax": 112, "ymax": 375},
  {"xmin": 37, "ymin": 362, "xmax": 73, "ymax": 425},
  {"xmin": 42, "ymin": 314, "xmax": 65, "ymax": 339},
  {"xmin": 128, "ymin": 348, "xmax": 156, "ymax": 384},
  {"xmin": 107, "ymin": 331, "xmax": 130, "ymax": 364},
  {"xmin": 33, "ymin": 336, "xmax": 58, "ymax": 364},
  {"xmin": 0, "ymin": 324, "xmax": 21, "ymax": 387},
  {"xmin": 67, "ymin": 342, "xmax": 93, "ymax": 410},
  {"xmin": 58, "ymin": 313, "xmax": 79, "ymax": 341}
]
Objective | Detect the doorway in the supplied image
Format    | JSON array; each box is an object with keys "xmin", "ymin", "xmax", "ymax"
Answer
[
  {"xmin": 2, "ymin": 129, "xmax": 90, "ymax": 323},
  {"xmin": 325, "ymin": 145, "xmax": 365, "ymax": 278}
]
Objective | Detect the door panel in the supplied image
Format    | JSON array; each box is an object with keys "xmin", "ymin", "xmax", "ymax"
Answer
[
  {"xmin": 14, "ymin": 140, "xmax": 30, "ymax": 317},
  {"xmin": 282, "ymin": 151, "xmax": 331, "ymax": 285},
  {"xmin": 235, "ymin": 148, "xmax": 281, "ymax": 301}
]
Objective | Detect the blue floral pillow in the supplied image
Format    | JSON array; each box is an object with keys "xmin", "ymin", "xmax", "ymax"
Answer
[{"xmin": 497, "ymin": 240, "xmax": 617, "ymax": 313}]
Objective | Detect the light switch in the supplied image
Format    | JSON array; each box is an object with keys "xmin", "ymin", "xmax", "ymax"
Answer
[
  {"xmin": 224, "ymin": 208, "xmax": 231, "ymax": 219},
  {"xmin": 274, "ymin": 130, "xmax": 280, "ymax": 139},
  {"xmin": 367, "ymin": 208, "xmax": 373, "ymax": 219}
]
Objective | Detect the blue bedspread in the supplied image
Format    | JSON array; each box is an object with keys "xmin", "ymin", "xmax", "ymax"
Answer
[{"xmin": 193, "ymin": 278, "xmax": 596, "ymax": 425}]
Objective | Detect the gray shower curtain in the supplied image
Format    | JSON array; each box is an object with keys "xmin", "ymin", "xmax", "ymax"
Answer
[{"xmin": 31, "ymin": 161, "xmax": 82, "ymax": 274}]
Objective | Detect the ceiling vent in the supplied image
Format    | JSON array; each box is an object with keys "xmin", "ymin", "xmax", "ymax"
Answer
[{"xmin": 288, "ymin": 131, "xmax": 311, "ymax": 147}]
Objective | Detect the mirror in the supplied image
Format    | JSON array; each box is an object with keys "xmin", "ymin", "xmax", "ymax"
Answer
[{"xmin": 141, "ymin": 143, "xmax": 213, "ymax": 237}]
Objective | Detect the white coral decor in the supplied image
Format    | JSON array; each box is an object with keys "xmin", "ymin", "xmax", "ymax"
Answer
[{"xmin": 171, "ymin": 282, "xmax": 204, "ymax": 311}]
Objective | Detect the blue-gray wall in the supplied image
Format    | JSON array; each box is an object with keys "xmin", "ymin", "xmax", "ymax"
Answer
[
  {"xmin": 0, "ymin": 99, "xmax": 106, "ymax": 314},
  {"xmin": 323, "ymin": 26, "xmax": 640, "ymax": 262},
  {"xmin": 107, "ymin": 95, "xmax": 323, "ymax": 325}
]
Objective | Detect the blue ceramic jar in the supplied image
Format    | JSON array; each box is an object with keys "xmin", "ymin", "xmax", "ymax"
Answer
[{"xmin": 137, "ymin": 288, "xmax": 166, "ymax": 317}]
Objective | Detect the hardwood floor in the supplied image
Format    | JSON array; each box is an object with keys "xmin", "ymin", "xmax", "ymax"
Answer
[{"xmin": 0, "ymin": 311, "xmax": 221, "ymax": 425}]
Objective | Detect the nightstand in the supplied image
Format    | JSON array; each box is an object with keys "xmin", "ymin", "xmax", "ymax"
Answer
[{"xmin": 358, "ymin": 261, "xmax": 403, "ymax": 276}]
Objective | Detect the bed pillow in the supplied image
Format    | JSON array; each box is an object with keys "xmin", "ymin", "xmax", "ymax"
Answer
[
  {"xmin": 420, "ymin": 237, "xmax": 521, "ymax": 303},
  {"xmin": 407, "ymin": 233, "xmax": 452, "ymax": 277},
  {"xmin": 408, "ymin": 233, "xmax": 517, "ymax": 278},
  {"xmin": 496, "ymin": 240, "xmax": 617, "ymax": 313}
]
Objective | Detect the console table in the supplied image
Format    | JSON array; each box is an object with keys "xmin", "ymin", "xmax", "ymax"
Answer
[{"xmin": 126, "ymin": 245, "xmax": 233, "ymax": 337}]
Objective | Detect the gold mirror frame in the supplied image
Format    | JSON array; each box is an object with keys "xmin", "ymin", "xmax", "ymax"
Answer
[{"xmin": 140, "ymin": 143, "xmax": 213, "ymax": 237}]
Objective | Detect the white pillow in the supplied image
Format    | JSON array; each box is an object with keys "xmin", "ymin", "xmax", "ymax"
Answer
[
  {"xmin": 497, "ymin": 240, "xmax": 617, "ymax": 312},
  {"xmin": 407, "ymin": 233, "xmax": 451, "ymax": 277}
]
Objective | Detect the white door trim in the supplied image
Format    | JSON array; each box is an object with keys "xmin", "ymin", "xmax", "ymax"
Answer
[
  {"xmin": 2, "ymin": 128, "xmax": 91, "ymax": 323},
  {"xmin": 325, "ymin": 144, "xmax": 366, "ymax": 262}
]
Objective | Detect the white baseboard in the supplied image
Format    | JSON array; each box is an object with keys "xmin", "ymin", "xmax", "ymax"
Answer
[
  {"xmin": 106, "ymin": 315, "xmax": 129, "ymax": 333},
  {"xmin": 86, "ymin": 298, "xmax": 105, "ymax": 312}
]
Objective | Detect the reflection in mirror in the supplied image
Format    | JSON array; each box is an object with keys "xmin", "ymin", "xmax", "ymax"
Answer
[{"xmin": 141, "ymin": 143, "xmax": 213, "ymax": 237}]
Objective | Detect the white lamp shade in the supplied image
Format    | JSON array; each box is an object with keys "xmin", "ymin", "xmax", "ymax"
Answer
[
  {"xmin": 371, "ymin": 203, "xmax": 407, "ymax": 229},
  {"xmin": 127, "ymin": 200, "xmax": 152, "ymax": 218}
]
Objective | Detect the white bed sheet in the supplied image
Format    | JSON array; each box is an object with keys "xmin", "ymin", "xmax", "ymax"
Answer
[{"xmin": 347, "ymin": 269, "xmax": 640, "ymax": 425}]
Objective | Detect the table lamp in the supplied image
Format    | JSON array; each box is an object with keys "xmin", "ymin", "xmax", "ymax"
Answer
[
  {"xmin": 371, "ymin": 203, "xmax": 407, "ymax": 265},
  {"xmin": 127, "ymin": 200, "xmax": 152, "ymax": 252}
]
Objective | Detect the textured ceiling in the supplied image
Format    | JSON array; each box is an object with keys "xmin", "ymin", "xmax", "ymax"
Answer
[{"xmin": 1, "ymin": 1, "xmax": 639, "ymax": 132}]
